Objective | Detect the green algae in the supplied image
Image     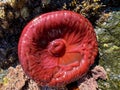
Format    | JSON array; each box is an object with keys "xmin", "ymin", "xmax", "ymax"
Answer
[{"xmin": 96, "ymin": 11, "xmax": 120, "ymax": 90}]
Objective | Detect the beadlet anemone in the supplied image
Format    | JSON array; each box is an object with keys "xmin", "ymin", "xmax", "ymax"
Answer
[{"xmin": 18, "ymin": 10, "xmax": 98, "ymax": 87}]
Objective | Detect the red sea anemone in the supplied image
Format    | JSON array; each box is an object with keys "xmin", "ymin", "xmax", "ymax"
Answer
[{"xmin": 18, "ymin": 10, "xmax": 98, "ymax": 87}]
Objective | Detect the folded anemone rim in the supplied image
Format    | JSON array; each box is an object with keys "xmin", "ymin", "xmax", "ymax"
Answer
[{"xmin": 18, "ymin": 10, "xmax": 98, "ymax": 87}]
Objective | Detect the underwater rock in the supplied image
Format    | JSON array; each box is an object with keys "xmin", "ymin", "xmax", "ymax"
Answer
[{"xmin": 0, "ymin": 65, "xmax": 107, "ymax": 90}]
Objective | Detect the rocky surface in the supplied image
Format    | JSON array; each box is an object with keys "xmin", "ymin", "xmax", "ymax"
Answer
[
  {"xmin": 78, "ymin": 66, "xmax": 107, "ymax": 90},
  {"xmin": 95, "ymin": 11, "xmax": 120, "ymax": 90},
  {"xmin": 0, "ymin": 65, "xmax": 40, "ymax": 90},
  {"xmin": 0, "ymin": 65, "xmax": 107, "ymax": 90}
]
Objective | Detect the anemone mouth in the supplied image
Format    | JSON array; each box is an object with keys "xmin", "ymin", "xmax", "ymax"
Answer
[
  {"xmin": 48, "ymin": 39, "xmax": 66, "ymax": 57},
  {"xmin": 18, "ymin": 10, "xmax": 98, "ymax": 87}
]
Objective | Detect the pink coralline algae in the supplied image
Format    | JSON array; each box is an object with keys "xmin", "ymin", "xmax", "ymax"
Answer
[{"xmin": 18, "ymin": 10, "xmax": 98, "ymax": 87}]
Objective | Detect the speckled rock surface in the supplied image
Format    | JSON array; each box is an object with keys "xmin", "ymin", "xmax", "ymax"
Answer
[
  {"xmin": 0, "ymin": 65, "xmax": 106, "ymax": 90},
  {"xmin": 0, "ymin": 65, "xmax": 40, "ymax": 90},
  {"xmin": 78, "ymin": 66, "xmax": 107, "ymax": 90},
  {"xmin": 95, "ymin": 11, "xmax": 120, "ymax": 90}
]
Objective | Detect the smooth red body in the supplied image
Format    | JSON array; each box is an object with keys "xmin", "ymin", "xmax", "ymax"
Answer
[{"xmin": 18, "ymin": 10, "xmax": 98, "ymax": 87}]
